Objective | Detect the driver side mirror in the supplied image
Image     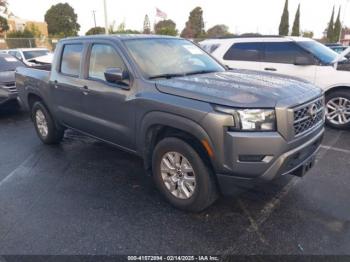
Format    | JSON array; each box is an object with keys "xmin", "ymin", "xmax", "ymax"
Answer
[
  {"xmin": 294, "ymin": 56, "xmax": 314, "ymax": 66},
  {"xmin": 104, "ymin": 67, "xmax": 129, "ymax": 87}
]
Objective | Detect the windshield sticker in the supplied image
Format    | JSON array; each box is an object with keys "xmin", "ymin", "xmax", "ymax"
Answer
[
  {"xmin": 183, "ymin": 45, "xmax": 204, "ymax": 55},
  {"xmin": 5, "ymin": 57, "xmax": 18, "ymax": 62}
]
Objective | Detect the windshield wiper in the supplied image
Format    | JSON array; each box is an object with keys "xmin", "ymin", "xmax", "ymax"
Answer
[
  {"xmin": 149, "ymin": 73, "xmax": 185, "ymax": 80},
  {"xmin": 184, "ymin": 70, "xmax": 218, "ymax": 76}
]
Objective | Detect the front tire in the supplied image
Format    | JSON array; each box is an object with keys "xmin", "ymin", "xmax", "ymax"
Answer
[
  {"xmin": 152, "ymin": 137, "xmax": 218, "ymax": 212},
  {"xmin": 32, "ymin": 101, "xmax": 64, "ymax": 144},
  {"xmin": 325, "ymin": 90, "xmax": 350, "ymax": 129}
]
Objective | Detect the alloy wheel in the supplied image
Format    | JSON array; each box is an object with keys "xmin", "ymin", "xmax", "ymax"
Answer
[
  {"xmin": 35, "ymin": 109, "xmax": 49, "ymax": 138},
  {"xmin": 160, "ymin": 152, "xmax": 196, "ymax": 200},
  {"xmin": 326, "ymin": 97, "xmax": 350, "ymax": 125}
]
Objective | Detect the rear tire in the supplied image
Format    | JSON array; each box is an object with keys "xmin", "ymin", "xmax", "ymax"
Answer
[
  {"xmin": 325, "ymin": 90, "xmax": 350, "ymax": 130},
  {"xmin": 32, "ymin": 101, "xmax": 64, "ymax": 144},
  {"xmin": 152, "ymin": 137, "xmax": 218, "ymax": 212}
]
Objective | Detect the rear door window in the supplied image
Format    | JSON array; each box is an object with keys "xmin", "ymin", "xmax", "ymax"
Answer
[
  {"xmin": 60, "ymin": 44, "xmax": 83, "ymax": 77},
  {"xmin": 263, "ymin": 42, "xmax": 309, "ymax": 64},
  {"xmin": 223, "ymin": 42, "xmax": 263, "ymax": 61}
]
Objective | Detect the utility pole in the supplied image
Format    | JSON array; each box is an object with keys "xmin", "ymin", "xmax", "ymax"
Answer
[
  {"xmin": 92, "ymin": 10, "xmax": 97, "ymax": 27},
  {"xmin": 103, "ymin": 0, "xmax": 109, "ymax": 34}
]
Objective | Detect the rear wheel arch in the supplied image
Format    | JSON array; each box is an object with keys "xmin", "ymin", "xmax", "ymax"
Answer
[{"xmin": 27, "ymin": 93, "xmax": 44, "ymax": 111}]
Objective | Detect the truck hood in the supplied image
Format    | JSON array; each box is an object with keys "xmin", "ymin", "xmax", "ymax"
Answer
[{"xmin": 155, "ymin": 70, "xmax": 321, "ymax": 108}]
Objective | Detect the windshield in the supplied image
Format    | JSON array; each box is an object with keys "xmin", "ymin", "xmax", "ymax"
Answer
[
  {"xmin": 23, "ymin": 50, "xmax": 49, "ymax": 60},
  {"xmin": 298, "ymin": 41, "xmax": 339, "ymax": 64},
  {"xmin": 123, "ymin": 38, "xmax": 225, "ymax": 79}
]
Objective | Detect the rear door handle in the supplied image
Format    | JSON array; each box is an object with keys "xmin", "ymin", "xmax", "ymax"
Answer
[
  {"xmin": 82, "ymin": 85, "xmax": 89, "ymax": 95},
  {"xmin": 264, "ymin": 67, "xmax": 277, "ymax": 72},
  {"xmin": 53, "ymin": 80, "xmax": 58, "ymax": 89}
]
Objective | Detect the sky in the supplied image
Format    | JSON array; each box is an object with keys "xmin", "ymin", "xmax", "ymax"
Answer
[{"xmin": 7, "ymin": 0, "xmax": 350, "ymax": 38}]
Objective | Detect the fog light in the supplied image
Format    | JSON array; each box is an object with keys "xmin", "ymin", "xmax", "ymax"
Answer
[{"xmin": 239, "ymin": 155, "xmax": 274, "ymax": 163}]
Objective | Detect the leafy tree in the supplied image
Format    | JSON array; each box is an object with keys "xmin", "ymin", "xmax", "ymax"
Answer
[
  {"xmin": 279, "ymin": 0, "xmax": 289, "ymax": 36},
  {"xmin": 143, "ymin": 15, "xmax": 151, "ymax": 34},
  {"xmin": 0, "ymin": 0, "xmax": 7, "ymax": 7},
  {"xmin": 154, "ymin": 19, "xmax": 178, "ymax": 36},
  {"xmin": 302, "ymin": 30, "xmax": 314, "ymax": 38},
  {"xmin": 44, "ymin": 3, "xmax": 80, "ymax": 37},
  {"xmin": 0, "ymin": 16, "xmax": 9, "ymax": 33},
  {"xmin": 117, "ymin": 29, "xmax": 140, "ymax": 34},
  {"xmin": 86, "ymin": 26, "xmax": 105, "ymax": 35},
  {"xmin": 334, "ymin": 7, "xmax": 342, "ymax": 42},
  {"xmin": 206, "ymin": 24, "xmax": 230, "ymax": 38},
  {"xmin": 117, "ymin": 22, "xmax": 126, "ymax": 32},
  {"xmin": 326, "ymin": 7, "xmax": 335, "ymax": 42},
  {"xmin": 180, "ymin": 7, "xmax": 205, "ymax": 38},
  {"xmin": 291, "ymin": 4, "xmax": 300, "ymax": 36}
]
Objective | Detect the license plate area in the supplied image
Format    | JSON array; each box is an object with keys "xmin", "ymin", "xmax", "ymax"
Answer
[{"xmin": 291, "ymin": 156, "xmax": 316, "ymax": 177}]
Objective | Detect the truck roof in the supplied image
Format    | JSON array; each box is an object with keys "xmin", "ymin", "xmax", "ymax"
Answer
[{"xmin": 61, "ymin": 34, "xmax": 180, "ymax": 42}]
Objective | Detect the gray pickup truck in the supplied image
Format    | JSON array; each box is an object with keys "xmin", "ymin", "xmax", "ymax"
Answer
[{"xmin": 16, "ymin": 35, "xmax": 325, "ymax": 211}]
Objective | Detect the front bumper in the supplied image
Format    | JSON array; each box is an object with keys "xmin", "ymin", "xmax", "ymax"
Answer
[
  {"xmin": 215, "ymin": 126, "xmax": 324, "ymax": 195},
  {"xmin": 0, "ymin": 87, "xmax": 18, "ymax": 106}
]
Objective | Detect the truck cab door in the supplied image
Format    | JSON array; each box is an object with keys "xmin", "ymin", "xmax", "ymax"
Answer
[
  {"xmin": 52, "ymin": 43, "xmax": 86, "ymax": 128},
  {"xmin": 79, "ymin": 43, "xmax": 136, "ymax": 150}
]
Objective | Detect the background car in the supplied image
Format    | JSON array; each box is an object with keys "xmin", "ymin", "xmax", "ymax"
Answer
[
  {"xmin": 0, "ymin": 53, "xmax": 25, "ymax": 108},
  {"xmin": 7, "ymin": 48, "xmax": 52, "ymax": 67},
  {"xmin": 200, "ymin": 36, "xmax": 350, "ymax": 129}
]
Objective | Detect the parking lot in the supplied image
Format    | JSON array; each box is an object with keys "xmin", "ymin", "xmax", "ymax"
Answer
[{"xmin": 0, "ymin": 108, "xmax": 349, "ymax": 255}]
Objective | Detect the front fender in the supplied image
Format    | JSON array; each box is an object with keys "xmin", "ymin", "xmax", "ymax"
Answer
[{"xmin": 137, "ymin": 111, "xmax": 218, "ymax": 169}]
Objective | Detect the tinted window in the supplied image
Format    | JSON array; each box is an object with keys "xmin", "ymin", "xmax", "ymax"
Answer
[
  {"xmin": 298, "ymin": 41, "xmax": 339, "ymax": 64},
  {"xmin": 61, "ymin": 44, "xmax": 83, "ymax": 76},
  {"xmin": 89, "ymin": 44, "xmax": 125, "ymax": 81},
  {"xmin": 264, "ymin": 42, "xmax": 309, "ymax": 64},
  {"xmin": 223, "ymin": 42, "xmax": 263, "ymax": 61}
]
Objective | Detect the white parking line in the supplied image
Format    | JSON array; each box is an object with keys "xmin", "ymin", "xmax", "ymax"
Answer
[
  {"xmin": 0, "ymin": 150, "xmax": 43, "ymax": 188},
  {"xmin": 320, "ymin": 145, "xmax": 350, "ymax": 154}
]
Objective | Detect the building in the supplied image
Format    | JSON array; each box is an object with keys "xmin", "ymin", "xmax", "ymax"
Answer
[
  {"xmin": 0, "ymin": 6, "xmax": 48, "ymax": 37},
  {"xmin": 340, "ymin": 34, "xmax": 350, "ymax": 46}
]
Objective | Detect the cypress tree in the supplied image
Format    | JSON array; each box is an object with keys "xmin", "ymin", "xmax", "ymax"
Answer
[
  {"xmin": 327, "ymin": 7, "xmax": 335, "ymax": 42},
  {"xmin": 291, "ymin": 4, "xmax": 300, "ymax": 36},
  {"xmin": 334, "ymin": 7, "xmax": 342, "ymax": 42},
  {"xmin": 279, "ymin": 0, "xmax": 289, "ymax": 36}
]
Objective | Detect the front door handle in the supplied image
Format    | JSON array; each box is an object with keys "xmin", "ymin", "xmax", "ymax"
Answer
[
  {"xmin": 264, "ymin": 67, "xmax": 277, "ymax": 72},
  {"xmin": 53, "ymin": 80, "xmax": 58, "ymax": 89}
]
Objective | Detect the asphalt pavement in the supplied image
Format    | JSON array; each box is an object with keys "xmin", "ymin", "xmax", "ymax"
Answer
[{"xmin": 0, "ymin": 109, "xmax": 349, "ymax": 255}]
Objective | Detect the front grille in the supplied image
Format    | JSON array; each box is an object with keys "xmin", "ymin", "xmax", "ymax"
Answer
[
  {"xmin": 293, "ymin": 97, "xmax": 324, "ymax": 137},
  {"xmin": 2, "ymin": 82, "xmax": 17, "ymax": 93}
]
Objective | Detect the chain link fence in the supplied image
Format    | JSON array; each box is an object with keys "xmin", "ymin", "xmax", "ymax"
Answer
[{"xmin": 0, "ymin": 38, "xmax": 60, "ymax": 51}]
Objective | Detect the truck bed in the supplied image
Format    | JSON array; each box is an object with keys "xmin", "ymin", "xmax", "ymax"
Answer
[{"xmin": 15, "ymin": 67, "xmax": 51, "ymax": 110}]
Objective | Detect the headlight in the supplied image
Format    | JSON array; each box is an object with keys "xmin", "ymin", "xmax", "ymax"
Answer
[
  {"xmin": 238, "ymin": 109, "xmax": 276, "ymax": 131},
  {"xmin": 215, "ymin": 107, "xmax": 276, "ymax": 131}
]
